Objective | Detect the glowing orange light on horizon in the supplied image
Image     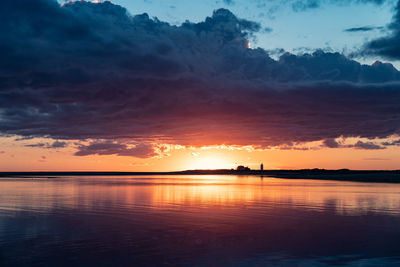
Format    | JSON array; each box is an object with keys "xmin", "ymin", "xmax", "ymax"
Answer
[{"xmin": 187, "ymin": 156, "xmax": 233, "ymax": 170}]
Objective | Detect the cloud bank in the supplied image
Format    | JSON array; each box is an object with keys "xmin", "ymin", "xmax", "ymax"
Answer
[{"xmin": 1, "ymin": 0, "xmax": 400, "ymax": 157}]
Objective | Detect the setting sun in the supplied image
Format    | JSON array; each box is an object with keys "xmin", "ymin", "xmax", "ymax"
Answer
[{"xmin": 187, "ymin": 155, "xmax": 233, "ymax": 170}]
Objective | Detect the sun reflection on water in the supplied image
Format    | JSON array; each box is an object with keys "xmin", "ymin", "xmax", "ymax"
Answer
[{"xmin": 0, "ymin": 176, "xmax": 399, "ymax": 216}]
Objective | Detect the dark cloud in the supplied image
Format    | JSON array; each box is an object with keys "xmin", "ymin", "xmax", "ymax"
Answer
[
  {"xmin": 323, "ymin": 139, "xmax": 388, "ymax": 150},
  {"xmin": 75, "ymin": 141, "xmax": 158, "ymax": 158},
  {"xmin": 353, "ymin": 141, "xmax": 386, "ymax": 150},
  {"xmin": 362, "ymin": 1, "xmax": 400, "ymax": 59},
  {"xmin": 0, "ymin": 0, "xmax": 400, "ymax": 157},
  {"xmin": 25, "ymin": 141, "xmax": 68, "ymax": 149},
  {"xmin": 381, "ymin": 139, "xmax": 400, "ymax": 146},
  {"xmin": 322, "ymin": 139, "xmax": 388, "ymax": 150},
  {"xmin": 322, "ymin": 139, "xmax": 340, "ymax": 148},
  {"xmin": 25, "ymin": 143, "xmax": 46, "ymax": 148},
  {"xmin": 51, "ymin": 141, "xmax": 68, "ymax": 148},
  {"xmin": 344, "ymin": 26, "xmax": 384, "ymax": 32}
]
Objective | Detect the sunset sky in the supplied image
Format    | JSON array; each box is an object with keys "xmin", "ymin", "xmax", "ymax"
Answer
[{"xmin": 1, "ymin": 0, "xmax": 400, "ymax": 171}]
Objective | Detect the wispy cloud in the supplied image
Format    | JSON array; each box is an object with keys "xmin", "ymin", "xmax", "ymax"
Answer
[
  {"xmin": 363, "ymin": 157, "xmax": 389, "ymax": 160},
  {"xmin": 25, "ymin": 141, "xmax": 68, "ymax": 149},
  {"xmin": 344, "ymin": 26, "xmax": 384, "ymax": 32}
]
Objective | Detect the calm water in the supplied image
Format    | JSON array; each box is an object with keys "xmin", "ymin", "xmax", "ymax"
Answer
[{"xmin": 0, "ymin": 175, "xmax": 400, "ymax": 266}]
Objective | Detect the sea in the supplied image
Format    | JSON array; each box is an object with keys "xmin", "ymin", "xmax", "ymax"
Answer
[{"xmin": 0, "ymin": 175, "xmax": 399, "ymax": 266}]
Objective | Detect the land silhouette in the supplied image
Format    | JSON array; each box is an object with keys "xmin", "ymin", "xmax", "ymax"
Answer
[{"xmin": 1, "ymin": 169, "xmax": 400, "ymax": 183}]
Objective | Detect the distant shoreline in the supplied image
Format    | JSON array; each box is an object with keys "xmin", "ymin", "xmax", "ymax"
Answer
[{"xmin": 1, "ymin": 169, "xmax": 400, "ymax": 183}]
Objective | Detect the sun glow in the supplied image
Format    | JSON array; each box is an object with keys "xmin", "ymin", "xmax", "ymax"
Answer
[{"xmin": 187, "ymin": 156, "xmax": 233, "ymax": 170}]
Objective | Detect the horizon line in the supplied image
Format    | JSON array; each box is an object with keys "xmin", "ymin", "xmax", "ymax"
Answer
[{"xmin": 1, "ymin": 168, "xmax": 400, "ymax": 174}]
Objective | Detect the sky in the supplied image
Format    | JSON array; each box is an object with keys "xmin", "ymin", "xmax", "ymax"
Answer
[
  {"xmin": 111, "ymin": 0, "xmax": 396, "ymax": 64},
  {"xmin": 1, "ymin": 0, "xmax": 400, "ymax": 171}
]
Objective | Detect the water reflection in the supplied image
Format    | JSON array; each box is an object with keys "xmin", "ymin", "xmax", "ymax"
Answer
[{"xmin": 0, "ymin": 175, "xmax": 400, "ymax": 266}]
